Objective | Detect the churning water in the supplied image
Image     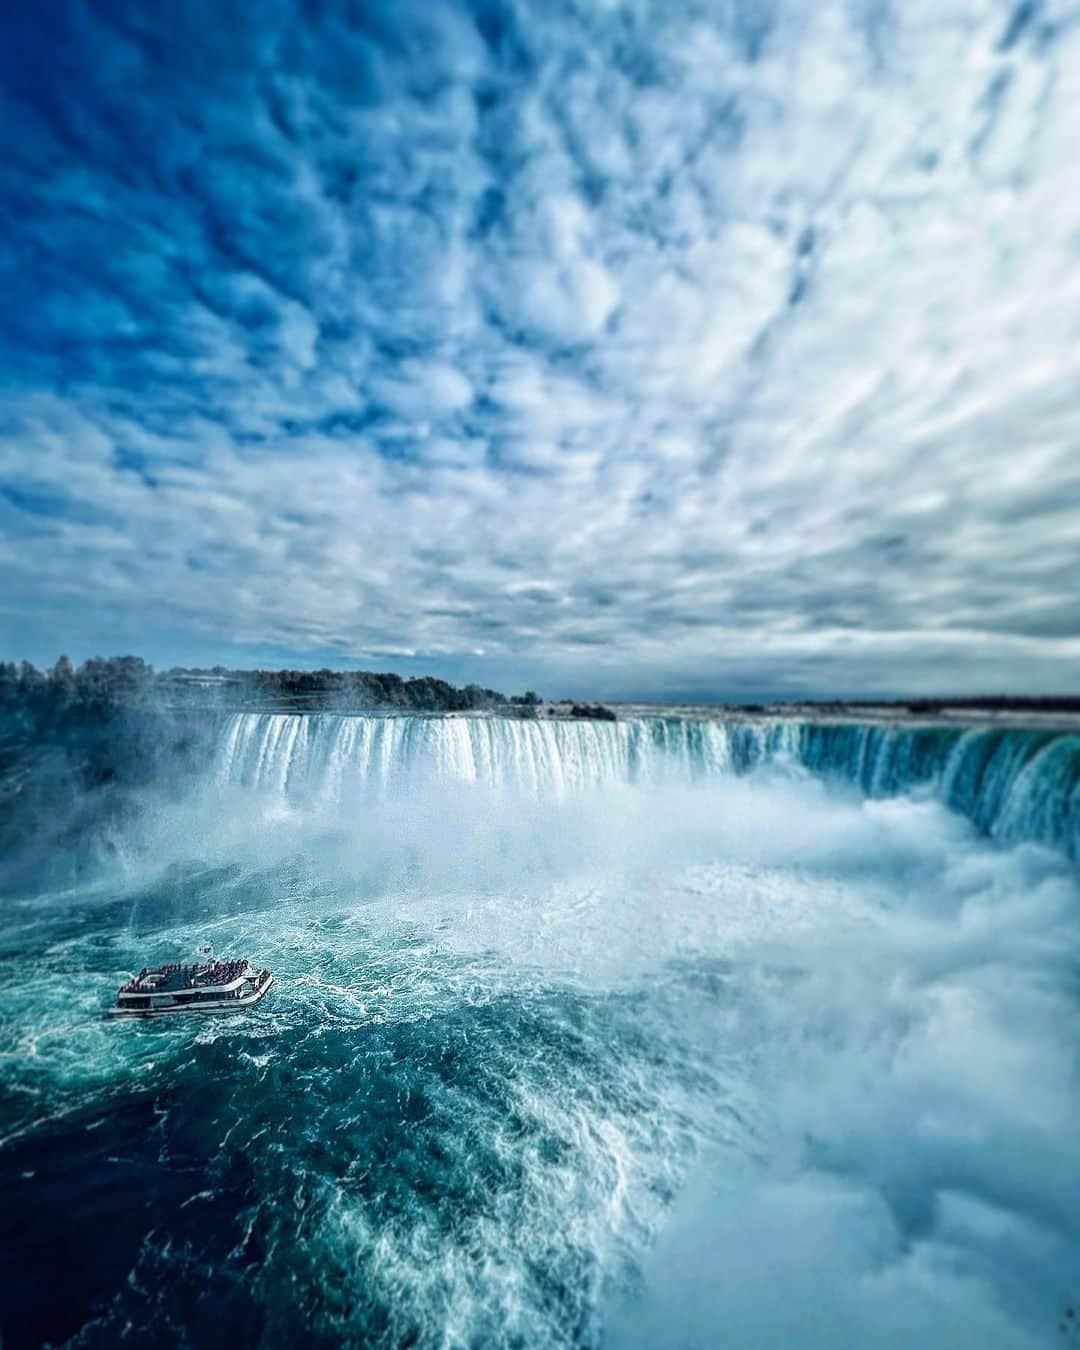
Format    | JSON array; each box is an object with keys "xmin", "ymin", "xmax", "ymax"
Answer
[{"xmin": 2, "ymin": 714, "xmax": 1078, "ymax": 1347}]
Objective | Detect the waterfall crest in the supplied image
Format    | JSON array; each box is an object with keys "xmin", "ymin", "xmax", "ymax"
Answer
[{"xmin": 216, "ymin": 712, "xmax": 1080, "ymax": 860}]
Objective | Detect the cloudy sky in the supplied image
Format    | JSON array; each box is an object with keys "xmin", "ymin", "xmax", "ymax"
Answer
[{"xmin": 1, "ymin": 0, "xmax": 1078, "ymax": 699}]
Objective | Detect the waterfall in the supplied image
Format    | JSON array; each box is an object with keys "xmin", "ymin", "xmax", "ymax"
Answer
[
  {"xmin": 216, "ymin": 712, "xmax": 1080, "ymax": 861},
  {"xmin": 217, "ymin": 713, "xmax": 739, "ymax": 798}
]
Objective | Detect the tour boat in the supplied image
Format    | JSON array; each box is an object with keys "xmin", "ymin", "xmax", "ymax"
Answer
[{"xmin": 108, "ymin": 959, "xmax": 273, "ymax": 1018}]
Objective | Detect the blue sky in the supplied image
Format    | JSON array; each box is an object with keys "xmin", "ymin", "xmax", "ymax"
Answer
[{"xmin": 1, "ymin": 0, "xmax": 1078, "ymax": 699}]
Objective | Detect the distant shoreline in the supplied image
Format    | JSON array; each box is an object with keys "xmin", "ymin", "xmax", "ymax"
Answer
[
  {"xmin": 3, "ymin": 658, "xmax": 1077, "ymax": 731},
  {"xmin": 598, "ymin": 701, "xmax": 1080, "ymax": 732}
]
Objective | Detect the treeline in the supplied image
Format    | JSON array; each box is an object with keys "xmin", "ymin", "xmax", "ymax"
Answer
[
  {"xmin": 0, "ymin": 657, "xmax": 540, "ymax": 714},
  {"xmin": 0, "ymin": 657, "xmax": 210, "ymax": 791},
  {"xmin": 1, "ymin": 655, "xmax": 153, "ymax": 716},
  {"xmin": 899, "ymin": 696, "xmax": 1080, "ymax": 714}
]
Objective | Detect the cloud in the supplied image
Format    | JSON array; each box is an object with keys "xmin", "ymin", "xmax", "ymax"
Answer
[{"xmin": 0, "ymin": 0, "xmax": 1078, "ymax": 695}]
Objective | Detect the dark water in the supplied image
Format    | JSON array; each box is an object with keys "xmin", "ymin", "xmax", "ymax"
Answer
[{"xmin": 2, "ymin": 716, "xmax": 1079, "ymax": 1347}]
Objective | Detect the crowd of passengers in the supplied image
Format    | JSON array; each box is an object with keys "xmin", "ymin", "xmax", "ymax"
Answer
[
  {"xmin": 120, "ymin": 959, "xmax": 250, "ymax": 993},
  {"xmin": 191, "ymin": 959, "xmax": 250, "ymax": 987}
]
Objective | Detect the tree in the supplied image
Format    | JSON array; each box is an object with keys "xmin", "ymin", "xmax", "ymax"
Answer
[{"xmin": 52, "ymin": 654, "xmax": 75, "ymax": 687}]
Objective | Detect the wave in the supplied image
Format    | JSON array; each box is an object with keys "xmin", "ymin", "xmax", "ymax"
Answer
[{"xmin": 215, "ymin": 713, "xmax": 1080, "ymax": 862}]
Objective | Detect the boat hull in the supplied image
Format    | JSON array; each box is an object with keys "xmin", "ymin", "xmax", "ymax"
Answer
[{"xmin": 107, "ymin": 973, "xmax": 274, "ymax": 1019}]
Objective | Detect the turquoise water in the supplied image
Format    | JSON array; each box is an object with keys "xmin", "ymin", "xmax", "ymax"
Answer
[{"xmin": 2, "ymin": 715, "xmax": 1078, "ymax": 1347}]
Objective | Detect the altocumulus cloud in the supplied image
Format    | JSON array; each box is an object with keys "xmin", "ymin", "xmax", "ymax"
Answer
[{"xmin": 0, "ymin": 0, "xmax": 1078, "ymax": 696}]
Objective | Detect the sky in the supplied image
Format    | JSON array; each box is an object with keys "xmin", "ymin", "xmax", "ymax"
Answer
[{"xmin": 0, "ymin": 0, "xmax": 1078, "ymax": 701}]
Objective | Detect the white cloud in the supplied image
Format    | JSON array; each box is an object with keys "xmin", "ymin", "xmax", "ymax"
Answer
[{"xmin": 2, "ymin": 0, "xmax": 1079, "ymax": 694}]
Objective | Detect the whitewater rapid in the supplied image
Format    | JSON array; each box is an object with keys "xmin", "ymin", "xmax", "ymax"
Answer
[{"xmin": 217, "ymin": 711, "xmax": 1080, "ymax": 860}]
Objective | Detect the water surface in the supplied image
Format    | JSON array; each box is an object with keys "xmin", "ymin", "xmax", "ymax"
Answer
[{"xmin": 2, "ymin": 715, "xmax": 1078, "ymax": 1347}]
